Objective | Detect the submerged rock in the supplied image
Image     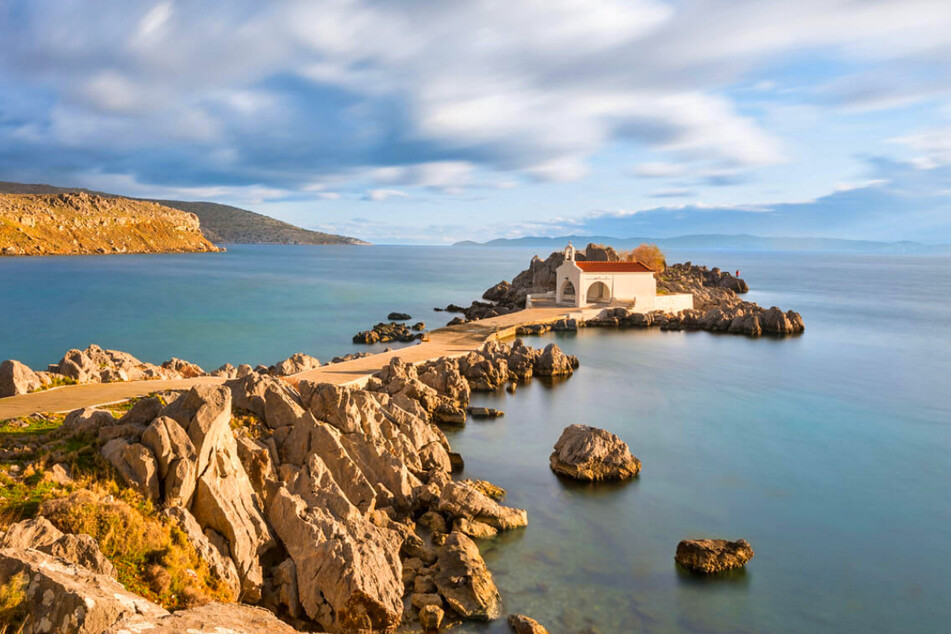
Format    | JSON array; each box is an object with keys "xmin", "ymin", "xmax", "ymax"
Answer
[
  {"xmin": 549, "ymin": 425, "xmax": 641, "ymax": 481},
  {"xmin": 675, "ymin": 538, "xmax": 754, "ymax": 574},
  {"xmin": 508, "ymin": 614, "xmax": 551, "ymax": 633}
]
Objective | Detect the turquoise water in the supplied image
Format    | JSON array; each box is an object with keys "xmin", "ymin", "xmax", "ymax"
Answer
[{"xmin": 2, "ymin": 246, "xmax": 950, "ymax": 633}]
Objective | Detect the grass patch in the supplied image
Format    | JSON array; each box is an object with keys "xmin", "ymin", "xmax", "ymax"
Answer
[
  {"xmin": 0, "ymin": 413, "xmax": 65, "ymax": 438},
  {"xmin": 29, "ymin": 375, "xmax": 77, "ymax": 393},
  {"xmin": 0, "ymin": 571, "xmax": 28, "ymax": 633},
  {"xmin": 41, "ymin": 488, "xmax": 232, "ymax": 609}
]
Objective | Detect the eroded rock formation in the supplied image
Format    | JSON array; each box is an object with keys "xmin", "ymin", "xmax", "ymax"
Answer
[
  {"xmin": 550, "ymin": 425, "xmax": 641, "ymax": 481},
  {"xmin": 675, "ymin": 538, "xmax": 755, "ymax": 574},
  {"xmin": 14, "ymin": 340, "xmax": 575, "ymax": 632}
]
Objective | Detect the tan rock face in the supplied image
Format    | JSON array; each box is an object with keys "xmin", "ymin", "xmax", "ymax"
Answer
[
  {"xmin": 273, "ymin": 352, "xmax": 321, "ymax": 376},
  {"xmin": 549, "ymin": 424, "xmax": 641, "ymax": 481},
  {"xmin": 267, "ymin": 455, "xmax": 404, "ymax": 633},
  {"xmin": 533, "ymin": 343, "xmax": 579, "ymax": 377},
  {"xmin": 0, "ymin": 548, "xmax": 169, "ymax": 633},
  {"xmin": 141, "ymin": 416, "xmax": 198, "ymax": 506},
  {"xmin": 164, "ymin": 506, "xmax": 241, "ymax": 599},
  {"xmin": 108, "ymin": 602, "xmax": 305, "ymax": 633},
  {"xmin": 101, "ymin": 437, "xmax": 161, "ymax": 501},
  {"xmin": 0, "ymin": 192, "xmax": 221, "ymax": 256},
  {"xmin": 435, "ymin": 480, "xmax": 527, "ymax": 530},
  {"xmin": 0, "ymin": 359, "xmax": 41, "ymax": 397},
  {"xmin": 433, "ymin": 533, "xmax": 502, "ymax": 621},
  {"xmin": 0, "ymin": 517, "xmax": 117, "ymax": 577},
  {"xmin": 675, "ymin": 539, "xmax": 755, "ymax": 574}
]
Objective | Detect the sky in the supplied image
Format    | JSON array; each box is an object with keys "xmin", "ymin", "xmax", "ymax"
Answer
[{"xmin": 1, "ymin": 0, "xmax": 950, "ymax": 244}]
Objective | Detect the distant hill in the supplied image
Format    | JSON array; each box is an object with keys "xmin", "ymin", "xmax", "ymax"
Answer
[
  {"xmin": 0, "ymin": 191, "xmax": 220, "ymax": 256},
  {"xmin": 453, "ymin": 234, "xmax": 951, "ymax": 254},
  {"xmin": 0, "ymin": 181, "xmax": 367, "ymax": 246},
  {"xmin": 149, "ymin": 199, "xmax": 368, "ymax": 245}
]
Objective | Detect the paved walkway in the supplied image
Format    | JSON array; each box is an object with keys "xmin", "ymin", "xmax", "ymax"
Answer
[{"xmin": 0, "ymin": 303, "xmax": 578, "ymax": 419}]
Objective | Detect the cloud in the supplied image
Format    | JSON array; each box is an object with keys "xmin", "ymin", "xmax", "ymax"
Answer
[
  {"xmin": 0, "ymin": 0, "xmax": 950, "ymax": 212},
  {"xmin": 649, "ymin": 188, "xmax": 694, "ymax": 198},
  {"xmin": 364, "ymin": 188, "xmax": 410, "ymax": 202},
  {"xmin": 631, "ymin": 162, "xmax": 687, "ymax": 178}
]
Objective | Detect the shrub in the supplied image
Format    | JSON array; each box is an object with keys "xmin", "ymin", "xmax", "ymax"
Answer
[
  {"xmin": 621, "ymin": 243, "xmax": 666, "ymax": 271},
  {"xmin": 0, "ymin": 572, "xmax": 28, "ymax": 632}
]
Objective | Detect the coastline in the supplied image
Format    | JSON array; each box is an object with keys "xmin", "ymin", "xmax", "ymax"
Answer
[{"xmin": 0, "ymin": 249, "xmax": 812, "ymax": 633}]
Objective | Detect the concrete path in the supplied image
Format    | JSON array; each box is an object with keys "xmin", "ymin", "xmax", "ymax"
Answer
[{"xmin": 0, "ymin": 303, "xmax": 578, "ymax": 420}]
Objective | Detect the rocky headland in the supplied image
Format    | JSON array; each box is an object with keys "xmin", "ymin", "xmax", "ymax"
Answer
[
  {"xmin": 0, "ymin": 339, "xmax": 570, "ymax": 632},
  {"xmin": 0, "ymin": 192, "xmax": 221, "ymax": 256},
  {"xmin": 443, "ymin": 243, "xmax": 804, "ymax": 337}
]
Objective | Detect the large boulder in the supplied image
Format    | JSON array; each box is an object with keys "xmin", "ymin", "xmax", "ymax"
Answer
[
  {"xmin": 675, "ymin": 538, "xmax": 754, "ymax": 574},
  {"xmin": 0, "ymin": 359, "xmax": 41, "ymax": 397},
  {"xmin": 0, "ymin": 548, "xmax": 168, "ymax": 633},
  {"xmin": 101, "ymin": 438, "xmax": 160, "ymax": 502},
  {"xmin": 273, "ymin": 352, "xmax": 321, "ymax": 376},
  {"xmin": 433, "ymin": 533, "xmax": 501, "ymax": 620},
  {"xmin": 141, "ymin": 416, "xmax": 198, "ymax": 506},
  {"xmin": 434, "ymin": 480, "xmax": 527, "ymax": 530},
  {"xmin": 533, "ymin": 344, "xmax": 578, "ymax": 377},
  {"xmin": 0, "ymin": 517, "xmax": 116, "ymax": 577},
  {"xmin": 62, "ymin": 407, "xmax": 116, "ymax": 435},
  {"xmin": 161, "ymin": 357, "xmax": 205, "ymax": 378},
  {"xmin": 549, "ymin": 425, "xmax": 641, "ymax": 481}
]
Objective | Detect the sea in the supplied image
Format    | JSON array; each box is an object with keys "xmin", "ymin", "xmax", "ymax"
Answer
[{"xmin": 1, "ymin": 245, "xmax": 949, "ymax": 633}]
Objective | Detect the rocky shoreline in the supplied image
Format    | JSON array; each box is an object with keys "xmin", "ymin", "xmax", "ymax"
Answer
[
  {"xmin": 441, "ymin": 244, "xmax": 804, "ymax": 337},
  {"xmin": 0, "ymin": 339, "xmax": 576, "ymax": 632}
]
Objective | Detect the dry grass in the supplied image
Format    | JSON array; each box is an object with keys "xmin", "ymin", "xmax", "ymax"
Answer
[
  {"xmin": 40, "ymin": 487, "xmax": 233, "ymax": 609},
  {"xmin": 0, "ymin": 572, "xmax": 28, "ymax": 633},
  {"xmin": 0, "ymin": 412, "xmax": 233, "ymax": 611}
]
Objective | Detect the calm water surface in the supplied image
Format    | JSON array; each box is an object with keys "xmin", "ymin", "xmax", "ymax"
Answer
[{"xmin": 1, "ymin": 246, "xmax": 949, "ymax": 633}]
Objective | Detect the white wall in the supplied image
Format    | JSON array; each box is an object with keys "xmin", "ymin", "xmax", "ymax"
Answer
[{"xmin": 654, "ymin": 293, "xmax": 694, "ymax": 312}]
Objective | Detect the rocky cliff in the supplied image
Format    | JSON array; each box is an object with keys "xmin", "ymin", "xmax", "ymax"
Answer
[
  {"xmin": 0, "ymin": 192, "xmax": 221, "ymax": 256},
  {"xmin": 0, "ymin": 340, "xmax": 571, "ymax": 632}
]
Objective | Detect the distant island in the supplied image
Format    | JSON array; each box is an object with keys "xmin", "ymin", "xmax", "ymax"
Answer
[
  {"xmin": 0, "ymin": 181, "xmax": 366, "ymax": 248},
  {"xmin": 454, "ymin": 234, "xmax": 951, "ymax": 254}
]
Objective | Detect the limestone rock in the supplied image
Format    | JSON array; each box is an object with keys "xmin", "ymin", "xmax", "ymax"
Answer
[
  {"xmin": 141, "ymin": 416, "xmax": 198, "ymax": 506},
  {"xmin": 164, "ymin": 506, "xmax": 241, "ymax": 598},
  {"xmin": 675, "ymin": 538, "xmax": 754, "ymax": 574},
  {"xmin": 0, "ymin": 548, "xmax": 168, "ymax": 633},
  {"xmin": 435, "ymin": 480, "xmax": 527, "ymax": 530},
  {"xmin": 0, "ymin": 516, "xmax": 64, "ymax": 548},
  {"xmin": 273, "ymin": 352, "xmax": 321, "ymax": 376},
  {"xmin": 419, "ymin": 603, "xmax": 445, "ymax": 630},
  {"xmin": 110, "ymin": 602, "xmax": 304, "ymax": 633},
  {"xmin": 533, "ymin": 343, "xmax": 578, "ymax": 377},
  {"xmin": 433, "ymin": 533, "xmax": 501, "ymax": 621},
  {"xmin": 63, "ymin": 407, "xmax": 116, "ymax": 435},
  {"xmin": 163, "ymin": 385, "xmax": 275, "ymax": 601},
  {"xmin": 211, "ymin": 363, "xmax": 239, "ymax": 378},
  {"xmin": 549, "ymin": 425, "xmax": 641, "ymax": 481},
  {"xmin": 101, "ymin": 438, "xmax": 160, "ymax": 501},
  {"xmin": 508, "ymin": 614, "xmax": 550, "ymax": 633},
  {"xmin": 0, "ymin": 359, "xmax": 41, "ymax": 397},
  {"xmin": 267, "ymin": 455, "xmax": 404, "ymax": 632},
  {"xmin": 118, "ymin": 396, "xmax": 164, "ymax": 426},
  {"xmin": 161, "ymin": 357, "xmax": 205, "ymax": 378}
]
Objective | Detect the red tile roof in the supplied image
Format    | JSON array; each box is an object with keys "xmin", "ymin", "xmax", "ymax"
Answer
[{"xmin": 575, "ymin": 260, "xmax": 655, "ymax": 273}]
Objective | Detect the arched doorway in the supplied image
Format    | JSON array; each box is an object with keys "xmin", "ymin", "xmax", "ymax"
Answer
[
  {"xmin": 560, "ymin": 279, "xmax": 576, "ymax": 302},
  {"xmin": 586, "ymin": 281, "xmax": 611, "ymax": 304}
]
